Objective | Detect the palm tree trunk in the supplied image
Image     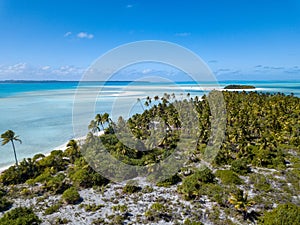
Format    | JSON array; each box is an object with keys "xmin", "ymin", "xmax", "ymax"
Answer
[{"xmin": 11, "ymin": 140, "xmax": 19, "ymax": 167}]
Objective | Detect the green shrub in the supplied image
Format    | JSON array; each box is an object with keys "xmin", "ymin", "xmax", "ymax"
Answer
[
  {"xmin": 230, "ymin": 158, "xmax": 250, "ymax": 175},
  {"xmin": 198, "ymin": 183, "xmax": 230, "ymax": 206},
  {"xmin": 184, "ymin": 218, "xmax": 204, "ymax": 225},
  {"xmin": 123, "ymin": 183, "xmax": 141, "ymax": 194},
  {"xmin": 0, "ymin": 197, "xmax": 12, "ymax": 212},
  {"xmin": 112, "ymin": 204, "xmax": 128, "ymax": 212},
  {"xmin": 81, "ymin": 203, "xmax": 104, "ymax": 212},
  {"xmin": 258, "ymin": 203, "xmax": 300, "ymax": 225},
  {"xmin": 145, "ymin": 202, "xmax": 172, "ymax": 222},
  {"xmin": 178, "ymin": 167, "xmax": 215, "ymax": 200},
  {"xmin": 92, "ymin": 218, "xmax": 105, "ymax": 224},
  {"xmin": 53, "ymin": 218, "xmax": 69, "ymax": 224},
  {"xmin": 156, "ymin": 174, "xmax": 182, "ymax": 187},
  {"xmin": 0, "ymin": 207, "xmax": 41, "ymax": 225},
  {"xmin": 44, "ymin": 203, "xmax": 61, "ymax": 215},
  {"xmin": 62, "ymin": 187, "xmax": 81, "ymax": 204},
  {"xmin": 69, "ymin": 166, "xmax": 109, "ymax": 188},
  {"xmin": 249, "ymin": 173, "xmax": 271, "ymax": 192},
  {"xmin": 37, "ymin": 150, "xmax": 68, "ymax": 173},
  {"xmin": 31, "ymin": 168, "xmax": 52, "ymax": 183},
  {"xmin": 0, "ymin": 159, "xmax": 40, "ymax": 185},
  {"xmin": 215, "ymin": 170, "xmax": 243, "ymax": 185},
  {"xmin": 194, "ymin": 167, "xmax": 215, "ymax": 183},
  {"xmin": 32, "ymin": 153, "xmax": 45, "ymax": 161},
  {"xmin": 43, "ymin": 173, "xmax": 70, "ymax": 194}
]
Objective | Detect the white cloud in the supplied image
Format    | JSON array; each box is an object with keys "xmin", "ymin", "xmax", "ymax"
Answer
[
  {"xmin": 142, "ymin": 69, "xmax": 152, "ymax": 74},
  {"xmin": 175, "ymin": 32, "xmax": 191, "ymax": 37},
  {"xmin": 41, "ymin": 65, "xmax": 51, "ymax": 70},
  {"xmin": 64, "ymin": 31, "xmax": 72, "ymax": 37},
  {"xmin": 77, "ymin": 32, "xmax": 94, "ymax": 39},
  {"xmin": 0, "ymin": 63, "xmax": 84, "ymax": 80}
]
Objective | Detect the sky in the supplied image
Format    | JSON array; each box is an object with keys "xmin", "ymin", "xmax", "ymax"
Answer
[{"xmin": 0, "ymin": 0, "xmax": 300, "ymax": 81}]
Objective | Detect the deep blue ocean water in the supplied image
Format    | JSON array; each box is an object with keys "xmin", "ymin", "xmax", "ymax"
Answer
[{"xmin": 0, "ymin": 80, "xmax": 299, "ymax": 168}]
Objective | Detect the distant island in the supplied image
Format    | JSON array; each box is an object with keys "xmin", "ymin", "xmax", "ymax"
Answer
[{"xmin": 224, "ymin": 84, "xmax": 256, "ymax": 89}]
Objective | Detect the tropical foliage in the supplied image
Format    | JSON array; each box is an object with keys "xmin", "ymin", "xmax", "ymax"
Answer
[
  {"xmin": 0, "ymin": 91, "xmax": 299, "ymax": 224},
  {"xmin": 258, "ymin": 203, "xmax": 300, "ymax": 225},
  {"xmin": 0, "ymin": 207, "xmax": 41, "ymax": 225}
]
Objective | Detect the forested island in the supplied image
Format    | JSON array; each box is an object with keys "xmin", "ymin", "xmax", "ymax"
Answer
[
  {"xmin": 224, "ymin": 84, "xmax": 256, "ymax": 89},
  {"xmin": 0, "ymin": 91, "xmax": 299, "ymax": 225}
]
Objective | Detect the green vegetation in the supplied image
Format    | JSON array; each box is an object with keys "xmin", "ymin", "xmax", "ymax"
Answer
[
  {"xmin": 68, "ymin": 157, "xmax": 109, "ymax": 188},
  {"xmin": 112, "ymin": 204, "xmax": 128, "ymax": 212},
  {"xmin": 80, "ymin": 203, "xmax": 105, "ymax": 212},
  {"xmin": 0, "ymin": 91, "xmax": 299, "ymax": 224},
  {"xmin": 184, "ymin": 219, "xmax": 204, "ymax": 225},
  {"xmin": 224, "ymin": 84, "xmax": 255, "ymax": 89},
  {"xmin": 0, "ymin": 189, "xmax": 12, "ymax": 212},
  {"xmin": 215, "ymin": 170, "xmax": 243, "ymax": 185},
  {"xmin": 156, "ymin": 173, "xmax": 181, "ymax": 187},
  {"xmin": 123, "ymin": 182, "xmax": 142, "ymax": 194},
  {"xmin": 0, "ymin": 207, "xmax": 41, "ymax": 225},
  {"xmin": 258, "ymin": 203, "xmax": 300, "ymax": 225},
  {"xmin": 62, "ymin": 187, "xmax": 81, "ymax": 204},
  {"xmin": 44, "ymin": 203, "xmax": 61, "ymax": 215},
  {"xmin": 230, "ymin": 158, "xmax": 250, "ymax": 175},
  {"xmin": 0, "ymin": 197, "xmax": 12, "ymax": 212},
  {"xmin": 178, "ymin": 167, "xmax": 215, "ymax": 200},
  {"xmin": 228, "ymin": 189, "xmax": 255, "ymax": 220},
  {"xmin": 145, "ymin": 202, "xmax": 172, "ymax": 222}
]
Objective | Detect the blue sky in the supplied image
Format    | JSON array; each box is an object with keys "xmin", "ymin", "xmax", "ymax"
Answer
[{"xmin": 0, "ymin": 0, "xmax": 299, "ymax": 80}]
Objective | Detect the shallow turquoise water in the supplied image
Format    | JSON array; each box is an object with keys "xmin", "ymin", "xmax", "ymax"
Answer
[{"xmin": 0, "ymin": 80, "xmax": 299, "ymax": 168}]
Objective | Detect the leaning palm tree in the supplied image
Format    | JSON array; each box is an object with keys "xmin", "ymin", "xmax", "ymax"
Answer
[{"xmin": 1, "ymin": 130, "xmax": 22, "ymax": 167}]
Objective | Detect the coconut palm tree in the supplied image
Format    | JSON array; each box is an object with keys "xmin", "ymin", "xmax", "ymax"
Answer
[
  {"xmin": 88, "ymin": 120, "xmax": 100, "ymax": 133},
  {"xmin": 95, "ymin": 114, "xmax": 104, "ymax": 130},
  {"xmin": 65, "ymin": 139, "xmax": 80, "ymax": 163},
  {"xmin": 1, "ymin": 130, "xmax": 22, "ymax": 167}
]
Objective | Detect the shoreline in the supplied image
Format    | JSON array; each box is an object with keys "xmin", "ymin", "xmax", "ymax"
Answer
[{"xmin": 0, "ymin": 131, "xmax": 104, "ymax": 174}]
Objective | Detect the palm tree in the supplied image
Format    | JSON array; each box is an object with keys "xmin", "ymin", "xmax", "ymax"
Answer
[
  {"xmin": 1, "ymin": 130, "xmax": 22, "ymax": 167},
  {"xmin": 65, "ymin": 139, "xmax": 80, "ymax": 163},
  {"xmin": 88, "ymin": 120, "xmax": 100, "ymax": 133},
  {"xmin": 95, "ymin": 114, "xmax": 104, "ymax": 130},
  {"xmin": 137, "ymin": 98, "xmax": 145, "ymax": 111}
]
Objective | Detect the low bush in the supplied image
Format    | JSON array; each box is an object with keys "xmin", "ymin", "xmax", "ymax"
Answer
[
  {"xmin": 42, "ymin": 173, "xmax": 70, "ymax": 194},
  {"xmin": 230, "ymin": 158, "xmax": 250, "ymax": 175},
  {"xmin": 62, "ymin": 187, "xmax": 81, "ymax": 204},
  {"xmin": 249, "ymin": 173, "xmax": 271, "ymax": 192},
  {"xmin": 0, "ymin": 159, "xmax": 40, "ymax": 185},
  {"xmin": 145, "ymin": 202, "xmax": 172, "ymax": 222},
  {"xmin": 37, "ymin": 150, "xmax": 68, "ymax": 173},
  {"xmin": 44, "ymin": 203, "xmax": 61, "ymax": 215},
  {"xmin": 80, "ymin": 203, "xmax": 104, "ymax": 212},
  {"xmin": 123, "ymin": 182, "xmax": 141, "ymax": 194},
  {"xmin": 156, "ymin": 174, "xmax": 182, "ymax": 187},
  {"xmin": 178, "ymin": 167, "xmax": 215, "ymax": 200},
  {"xmin": 0, "ymin": 197, "xmax": 12, "ymax": 212},
  {"xmin": 258, "ymin": 203, "xmax": 300, "ymax": 225},
  {"xmin": 184, "ymin": 218, "xmax": 204, "ymax": 225},
  {"xmin": 69, "ymin": 166, "xmax": 109, "ymax": 188},
  {"xmin": 215, "ymin": 170, "xmax": 243, "ymax": 185},
  {"xmin": 0, "ymin": 207, "xmax": 41, "ymax": 225}
]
